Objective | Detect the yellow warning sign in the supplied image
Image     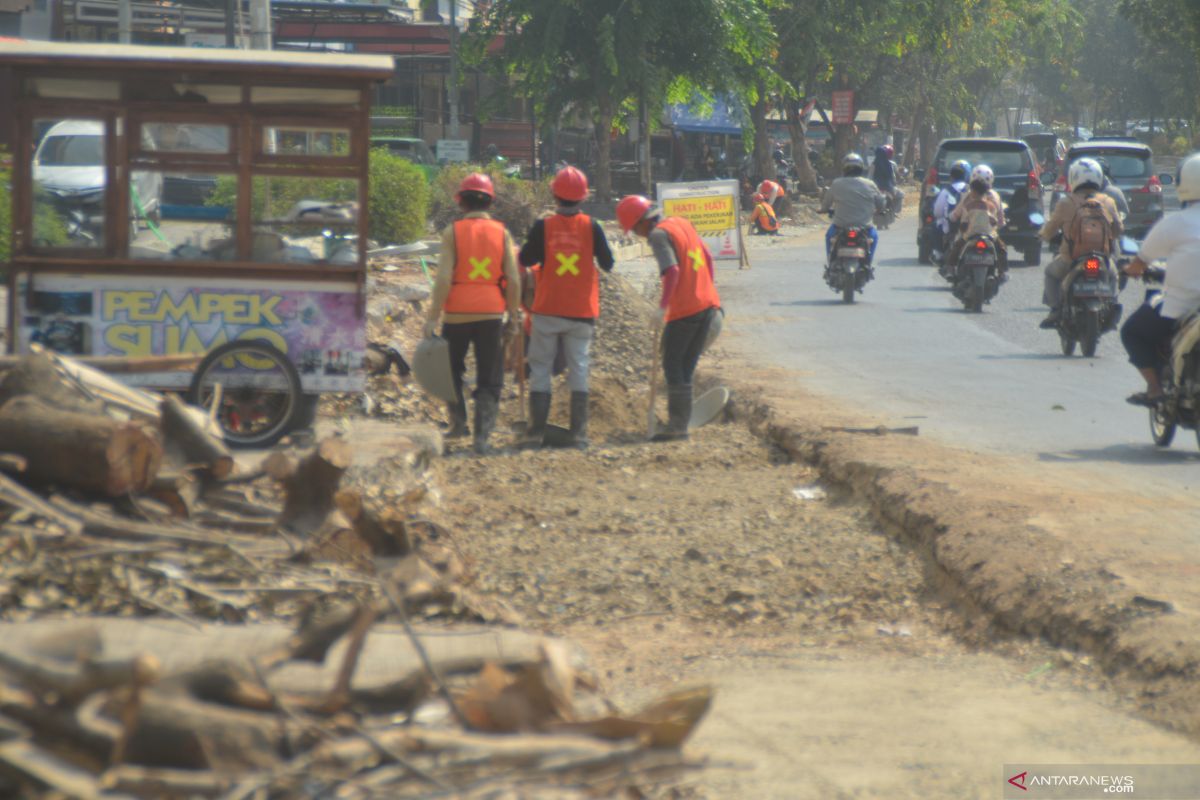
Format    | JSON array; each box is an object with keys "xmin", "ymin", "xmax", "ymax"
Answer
[{"xmin": 663, "ymin": 194, "xmax": 736, "ymax": 234}]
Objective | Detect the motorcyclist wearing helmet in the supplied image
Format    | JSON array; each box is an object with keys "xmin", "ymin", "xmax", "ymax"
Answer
[
  {"xmin": 933, "ymin": 159, "xmax": 971, "ymax": 239},
  {"xmin": 946, "ymin": 164, "xmax": 1007, "ymax": 270},
  {"xmin": 871, "ymin": 144, "xmax": 904, "ymax": 215},
  {"xmin": 1095, "ymin": 157, "xmax": 1130, "ymax": 217},
  {"xmin": 820, "ymin": 152, "xmax": 886, "ymax": 262},
  {"xmin": 1119, "ymin": 152, "xmax": 1200, "ymax": 406},
  {"xmin": 1038, "ymin": 157, "xmax": 1123, "ymax": 328}
]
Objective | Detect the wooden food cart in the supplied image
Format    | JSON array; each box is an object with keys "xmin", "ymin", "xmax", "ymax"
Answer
[{"xmin": 1, "ymin": 40, "xmax": 394, "ymax": 446}]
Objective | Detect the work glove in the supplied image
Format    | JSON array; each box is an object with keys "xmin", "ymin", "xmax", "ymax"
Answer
[{"xmin": 422, "ymin": 318, "xmax": 439, "ymax": 339}]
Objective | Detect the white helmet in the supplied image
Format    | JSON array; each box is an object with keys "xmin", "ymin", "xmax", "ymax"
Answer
[
  {"xmin": 1068, "ymin": 158, "xmax": 1104, "ymax": 192},
  {"xmin": 969, "ymin": 164, "xmax": 994, "ymax": 187},
  {"xmin": 1178, "ymin": 152, "xmax": 1200, "ymax": 203}
]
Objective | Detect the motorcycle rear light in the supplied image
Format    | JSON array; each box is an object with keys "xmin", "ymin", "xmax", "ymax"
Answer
[
  {"xmin": 847, "ymin": 230, "xmax": 857, "ymax": 239},
  {"xmin": 975, "ymin": 239, "xmax": 987, "ymax": 251},
  {"xmin": 1085, "ymin": 257, "xmax": 1101, "ymax": 272}
]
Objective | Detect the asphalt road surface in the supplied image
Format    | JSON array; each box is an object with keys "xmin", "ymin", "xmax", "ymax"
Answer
[{"xmin": 721, "ymin": 217, "xmax": 1200, "ymax": 493}]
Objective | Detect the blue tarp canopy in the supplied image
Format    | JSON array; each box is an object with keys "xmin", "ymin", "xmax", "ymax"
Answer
[{"xmin": 668, "ymin": 97, "xmax": 743, "ymax": 135}]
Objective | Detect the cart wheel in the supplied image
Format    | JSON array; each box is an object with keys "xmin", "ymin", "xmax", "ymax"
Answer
[{"xmin": 187, "ymin": 340, "xmax": 302, "ymax": 449}]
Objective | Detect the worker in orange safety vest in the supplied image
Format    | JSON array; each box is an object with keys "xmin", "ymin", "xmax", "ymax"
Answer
[
  {"xmin": 423, "ymin": 172, "xmax": 521, "ymax": 455},
  {"xmin": 517, "ymin": 166, "xmax": 615, "ymax": 448},
  {"xmin": 616, "ymin": 194, "xmax": 721, "ymax": 441}
]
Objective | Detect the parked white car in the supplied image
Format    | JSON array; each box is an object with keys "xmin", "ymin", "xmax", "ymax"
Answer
[{"xmin": 33, "ymin": 120, "xmax": 163, "ymax": 237}]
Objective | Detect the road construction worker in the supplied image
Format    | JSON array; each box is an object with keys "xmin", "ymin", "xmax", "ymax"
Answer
[
  {"xmin": 517, "ymin": 166, "xmax": 615, "ymax": 449},
  {"xmin": 616, "ymin": 195, "xmax": 721, "ymax": 441},
  {"xmin": 947, "ymin": 164, "xmax": 1007, "ymax": 272},
  {"xmin": 423, "ymin": 173, "xmax": 521, "ymax": 455},
  {"xmin": 749, "ymin": 192, "xmax": 780, "ymax": 235},
  {"xmin": 821, "ymin": 152, "xmax": 885, "ymax": 263},
  {"xmin": 757, "ymin": 178, "xmax": 785, "ymax": 216},
  {"xmin": 1039, "ymin": 158, "xmax": 1122, "ymax": 329}
]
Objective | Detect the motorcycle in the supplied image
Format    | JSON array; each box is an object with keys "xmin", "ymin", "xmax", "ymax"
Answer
[
  {"xmin": 824, "ymin": 225, "xmax": 874, "ymax": 304},
  {"xmin": 1139, "ymin": 267, "xmax": 1200, "ymax": 451},
  {"xmin": 952, "ymin": 233, "xmax": 1003, "ymax": 312},
  {"xmin": 1052, "ymin": 237, "xmax": 1136, "ymax": 357}
]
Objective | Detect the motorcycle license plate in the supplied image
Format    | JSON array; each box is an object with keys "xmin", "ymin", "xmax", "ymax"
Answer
[
  {"xmin": 1072, "ymin": 280, "xmax": 1106, "ymax": 298},
  {"xmin": 838, "ymin": 247, "xmax": 866, "ymax": 258},
  {"xmin": 961, "ymin": 254, "xmax": 992, "ymax": 265}
]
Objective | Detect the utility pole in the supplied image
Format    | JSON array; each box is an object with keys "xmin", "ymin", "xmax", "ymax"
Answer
[
  {"xmin": 250, "ymin": 0, "xmax": 271, "ymax": 50},
  {"xmin": 448, "ymin": 0, "xmax": 459, "ymax": 138},
  {"xmin": 118, "ymin": 0, "xmax": 131, "ymax": 43}
]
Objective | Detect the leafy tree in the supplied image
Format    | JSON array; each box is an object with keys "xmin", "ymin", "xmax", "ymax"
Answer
[{"xmin": 465, "ymin": 0, "xmax": 774, "ymax": 200}]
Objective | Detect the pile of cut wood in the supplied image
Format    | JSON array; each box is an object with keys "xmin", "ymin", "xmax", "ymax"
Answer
[{"xmin": 0, "ymin": 349, "xmax": 714, "ymax": 797}]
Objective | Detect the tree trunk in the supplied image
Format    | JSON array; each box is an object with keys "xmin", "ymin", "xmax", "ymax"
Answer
[
  {"xmin": 787, "ymin": 100, "xmax": 818, "ymax": 193},
  {"xmin": 751, "ymin": 85, "xmax": 772, "ymax": 187},
  {"xmin": 905, "ymin": 102, "xmax": 924, "ymax": 169},
  {"xmin": 594, "ymin": 93, "xmax": 614, "ymax": 201},
  {"xmin": 264, "ymin": 438, "xmax": 353, "ymax": 537},
  {"xmin": 0, "ymin": 396, "xmax": 161, "ymax": 496}
]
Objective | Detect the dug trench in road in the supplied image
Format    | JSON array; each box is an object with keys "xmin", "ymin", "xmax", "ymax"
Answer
[
  {"xmin": 419, "ymin": 266, "xmax": 1200, "ymax": 797},
  {"xmin": 695, "ymin": 207, "xmax": 1200, "ymax": 745}
]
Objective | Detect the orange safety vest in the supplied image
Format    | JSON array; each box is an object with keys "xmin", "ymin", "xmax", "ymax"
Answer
[
  {"xmin": 445, "ymin": 218, "xmax": 507, "ymax": 315},
  {"xmin": 532, "ymin": 213, "xmax": 599, "ymax": 319},
  {"xmin": 656, "ymin": 216, "xmax": 721, "ymax": 323},
  {"xmin": 752, "ymin": 202, "xmax": 779, "ymax": 232}
]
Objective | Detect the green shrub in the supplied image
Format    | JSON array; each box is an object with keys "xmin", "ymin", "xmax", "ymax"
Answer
[
  {"xmin": 207, "ymin": 149, "xmax": 429, "ymax": 245},
  {"xmin": 0, "ymin": 156, "xmax": 10, "ymax": 266},
  {"xmin": 429, "ymin": 163, "xmax": 552, "ymax": 239},
  {"xmin": 369, "ymin": 148, "xmax": 428, "ymax": 245}
]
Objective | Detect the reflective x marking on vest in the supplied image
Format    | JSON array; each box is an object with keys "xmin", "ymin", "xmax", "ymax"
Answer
[
  {"xmin": 554, "ymin": 253, "xmax": 580, "ymax": 276},
  {"xmin": 688, "ymin": 247, "xmax": 705, "ymax": 271},
  {"xmin": 468, "ymin": 257, "xmax": 493, "ymax": 280}
]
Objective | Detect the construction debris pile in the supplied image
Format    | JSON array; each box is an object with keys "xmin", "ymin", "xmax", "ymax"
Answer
[{"xmin": 0, "ymin": 347, "xmax": 712, "ymax": 797}]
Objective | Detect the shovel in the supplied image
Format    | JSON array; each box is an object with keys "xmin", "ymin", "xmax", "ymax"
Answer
[
  {"xmin": 690, "ymin": 385, "xmax": 730, "ymax": 429},
  {"xmin": 646, "ymin": 317, "xmax": 665, "ymax": 439}
]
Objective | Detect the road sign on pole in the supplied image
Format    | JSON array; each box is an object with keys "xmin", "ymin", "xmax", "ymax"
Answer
[{"xmin": 831, "ymin": 91, "xmax": 855, "ymax": 126}]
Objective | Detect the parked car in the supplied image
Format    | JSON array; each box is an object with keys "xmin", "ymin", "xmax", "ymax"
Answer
[
  {"xmin": 1047, "ymin": 140, "xmax": 1174, "ymax": 239},
  {"xmin": 33, "ymin": 119, "xmax": 162, "ymax": 239},
  {"xmin": 370, "ymin": 136, "xmax": 438, "ymax": 181},
  {"xmin": 917, "ymin": 137, "xmax": 1044, "ymax": 265}
]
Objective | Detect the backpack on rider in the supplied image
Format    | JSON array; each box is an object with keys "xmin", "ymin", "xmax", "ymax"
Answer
[{"xmin": 1067, "ymin": 196, "xmax": 1113, "ymax": 260}]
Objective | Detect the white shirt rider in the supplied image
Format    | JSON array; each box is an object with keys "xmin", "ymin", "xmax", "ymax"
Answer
[
  {"xmin": 933, "ymin": 179, "xmax": 968, "ymax": 235},
  {"xmin": 1137, "ymin": 203, "xmax": 1200, "ymax": 319}
]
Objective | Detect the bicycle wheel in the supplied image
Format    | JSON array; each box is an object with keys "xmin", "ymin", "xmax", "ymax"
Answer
[{"xmin": 187, "ymin": 340, "xmax": 302, "ymax": 449}]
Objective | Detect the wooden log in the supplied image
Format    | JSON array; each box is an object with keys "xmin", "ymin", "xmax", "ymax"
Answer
[
  {"xmin": 28, "ymin": 344, "xmax": 162, "ymax": 421},
  {"xmin": 144, "ymin": 472, "xmax": 201, "ymax": 519},
  {"xmin": 160, "ymin": 395, "xmax": 234, "ymax": 480},
  {"xmin": 0, "ymin": 739, "xmax": 136, "ymax": 800},
  {"xmin": 100, "ymin": 765, "xmax": 232, "ymax": 797},
  {"xmin": 123, "ymin": 692, "xmax": 304, "ymax": 771},
  {"xmin": 266, "ymin": 438, "xmax": 352, "ymax": 537},
  {"xmin": 0, "ymin": 650, "xmax": 161, "ymax": 706},
  {"xmin": 0, "ymin": 396, "xmax": 162, "ymax": 497},
  {"xmin": 0, "ymin": 454, "xmax": 28, "ymax": 474},
  {"xmin": 0, "ymin": 471, "xmax": 85, "ymax": 535},
  {"xmin": 0, "ymin": 353, "xmax": 202, "ymax": 375},
  {"xmin": 334, "ymin": 490, "xmax": 412, "ymax": 557},
  {"xmin": 0, "ymin": 351, "xmax": 103, "ymax": 414}
]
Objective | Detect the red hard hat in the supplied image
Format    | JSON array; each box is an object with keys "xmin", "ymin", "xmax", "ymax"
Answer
[
  {"xmin": 456, "ymin": 172, "xmax": 495, "ymax": 201},
  {"xmin": 757, "ymin": 180, "xmax": 775, "ymax": 195},
  {"xmin": 616, "ymin": 195, "xmax": 654, "ymax": 232},
  {"xmin": 551, "ymin": 166, "xmax": 589, "ymax": 202}
]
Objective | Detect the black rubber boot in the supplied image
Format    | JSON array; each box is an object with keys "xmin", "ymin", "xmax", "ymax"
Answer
[
  {"xmin": 521, "ymin": 391, "xmax": 551, "ymax": 449},
  {"xmin": 653, "ymin": 385, "xmax": 692, "ymax": 442},
  {"xmin": 445, "ymin": 401, "xmax": 469, "ymax": 439},
  {"xmin": 473, "ymin": 394, "xmax": 498, "ymax": 455},
  {"xmin": 568, "ymin": 391, "xmax": 589, "ymax": 449}
]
